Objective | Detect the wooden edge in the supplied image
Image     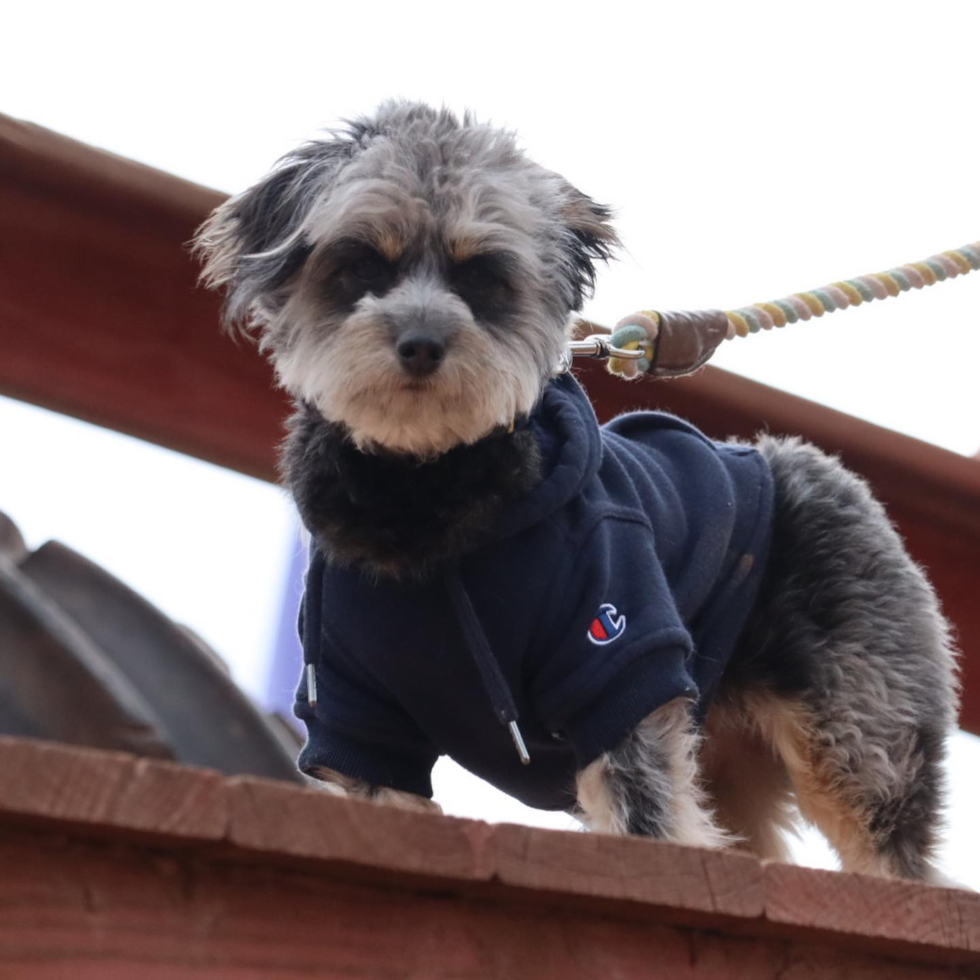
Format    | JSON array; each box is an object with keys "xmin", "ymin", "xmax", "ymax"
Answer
[
  {"xmin": 0, "ymin": 736, "xmax": 976, "ymax": 965},
  {"xmin": 227, "ymin": 776, "xmax": 761, "ymax": 922},
  {"xmin": 0, "ymin": 112, "xmax": 224, "ymax": 224},
  {"xmin": 0, "ymin": 735, "xmax": 227, "ymax": 842},
  {"xmin": 763, "ymin": 862, "xmax": 980, "ymax": 962}
]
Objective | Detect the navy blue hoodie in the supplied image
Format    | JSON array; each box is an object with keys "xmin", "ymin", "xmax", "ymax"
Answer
[{"xmin": 294, "ymin": 373, "xmax": 773, "ymax": 811}]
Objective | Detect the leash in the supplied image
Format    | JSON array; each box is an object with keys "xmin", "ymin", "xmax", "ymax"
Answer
[{"xmin": 568, "ymin": 241, "xmax": 980, "ymax": 380}]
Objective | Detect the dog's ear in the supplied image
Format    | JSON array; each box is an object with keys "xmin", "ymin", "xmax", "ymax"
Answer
[
  {"xmin": 193, "ymin": 139, "xmax": 353, "ymax": 331},
  {"xmin": 557, "ymin": 186, "xmax": 620, "ymax": 311}
]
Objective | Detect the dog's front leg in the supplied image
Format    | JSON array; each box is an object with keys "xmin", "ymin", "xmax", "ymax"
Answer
[
  {"xmin": 306, "ymin": 767, "xmax": 443, "ymax": 814},
  {"xmin": 575, "ymin": 699, "xmax": 731, "ymax": 848}
]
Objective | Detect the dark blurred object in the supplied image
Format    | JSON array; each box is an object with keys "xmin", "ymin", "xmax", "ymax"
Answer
[
  {"xmin": 0, "ymin": 511, "xmax": 28, "ymax": 563},
  {"xmin": 0, "ymin": 509, "xmax": 301, "ymax": 782}
]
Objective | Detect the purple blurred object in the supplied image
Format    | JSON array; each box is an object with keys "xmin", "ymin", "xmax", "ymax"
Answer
[{"xmin": 265, "ymin": 529, "xmax": 308, "ymax": 728}]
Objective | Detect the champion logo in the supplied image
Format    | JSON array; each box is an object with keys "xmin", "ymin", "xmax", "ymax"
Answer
[{"xmin": 587, "ymin": 603, "xmax": 627, "ymax": 645}]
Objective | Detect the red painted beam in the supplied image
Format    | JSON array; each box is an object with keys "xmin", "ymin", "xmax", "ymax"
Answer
[{"xmin": 0, "ymin": 114, "xmax": 288, "ymax": 479}]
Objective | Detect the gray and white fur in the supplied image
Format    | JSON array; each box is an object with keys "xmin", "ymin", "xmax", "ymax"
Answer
[
  {"xmin": 197, "ymin": 102, "xmax": 615, "ymax": 458},
  {"xmin": 195, "ymin": 101, "xmax": 959, "ymax": 883}
]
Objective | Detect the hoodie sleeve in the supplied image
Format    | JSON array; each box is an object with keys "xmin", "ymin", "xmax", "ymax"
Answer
[
  {"xmin": 294, "ymin": 597, "xmax": 440, "ymax": 799},
  {"xmin": 530, "ymin": 513, "xmax": 698, "ymax": 768}
]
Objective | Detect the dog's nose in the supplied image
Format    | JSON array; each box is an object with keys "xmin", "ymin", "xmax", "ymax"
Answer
[{"xmin": 396, "ymin": 334, "xmax": 446, "ymax": 377}]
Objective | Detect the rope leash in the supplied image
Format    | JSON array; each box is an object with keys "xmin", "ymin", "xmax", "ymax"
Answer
[
  {"xmin": 569, "ymin": 241, "xmax": 980, "ymax": 380},
  {"xmin": 726, "ymin": 241, "xmax": 980, "ymax": 338}
]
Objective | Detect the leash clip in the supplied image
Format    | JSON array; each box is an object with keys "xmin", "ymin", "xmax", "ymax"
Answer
[
  {"xmin": 568, "ymin": 335, "xmax": 646, "ymax": 362},
  {"xmin": 558, "ymin": 334, "xmax": 646, "ymax": 373}
]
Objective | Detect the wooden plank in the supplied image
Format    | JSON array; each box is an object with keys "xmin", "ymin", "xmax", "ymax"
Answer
[
  {"xmin": 0, "ymin": 829, "xmax": 976, "ymax": 980},
  {"xmin": 1, "ymin": 738, "xmax": 979, "ymax": 971},
  {"xmin": 227, "ymin": 774, "xmax": 490, "ymax": 884},
  {"xmin": 765, "ymin": 863, "xmax": 980, "ymax": 957},
  {"xmin": 0, "ymin": 737, "xmax": 227, "ymax": 842},
  {"xmin": 227, "ymin": 776, "xmax": 762, "ymax": 923},
  {"xmin": 481, "ymin": 821, "xmax": 761, "ymax": 922}
]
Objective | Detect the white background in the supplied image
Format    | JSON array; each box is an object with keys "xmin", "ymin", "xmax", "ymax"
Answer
[{"xmin": 2, "ymin": 0, "xmax": 978, "ymax": 882}]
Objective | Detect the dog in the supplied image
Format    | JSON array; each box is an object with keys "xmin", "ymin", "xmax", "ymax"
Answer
[{"xmin": 195, "ymin": 101, "xmax": 958, "ymax": 882}]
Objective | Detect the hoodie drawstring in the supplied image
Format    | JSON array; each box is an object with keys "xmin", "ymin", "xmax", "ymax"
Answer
[
  {"xmin": 304, "ymin": 547, "xmax": 529, "ymax": 766},
  {"xmin": 443, "ymin": 566, "xmax": 531, "ymax": 766}
]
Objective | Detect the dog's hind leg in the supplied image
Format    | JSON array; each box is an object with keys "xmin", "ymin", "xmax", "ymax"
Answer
[
  {"xmin": 738, "ymin": 691, "xmax": 951, "ymax": 882},
  {"xmin": 699, "ymin": 697, "xmax": 798, "ymax": 862},
  {"xmin": 727, "ymin": 436, "xmax": 959, "ymax": 882},
  {"xmin": 575, "ymin": 698, "xmax": 733, "ymax": 848}
]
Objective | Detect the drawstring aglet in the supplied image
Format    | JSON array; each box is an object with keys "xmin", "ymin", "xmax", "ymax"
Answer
[
  {"xmin": 306, "ymin": 663, "xmax": 318, "ymax": 708},
  {"xmin": 508, "ymin": 721, "xmax": 531, "ymax": 766}
]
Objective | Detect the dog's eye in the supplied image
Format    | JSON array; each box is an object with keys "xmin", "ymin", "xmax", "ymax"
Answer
[
  {"xmin": 453, "ymin": 258, "xmax": 503, "ymax": 292},
  {"xmin": 350, "ymin": 255, "xmax": 390, "ymax": 282}
]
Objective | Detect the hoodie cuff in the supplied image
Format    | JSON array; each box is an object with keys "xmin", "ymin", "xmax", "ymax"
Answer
[
  {"xmin": 561, "ymin": 648, "xmax": 697, "ymax": 769},
  {"xmin": 297, "ymin": 720, "xmax": 436, "ymax": 799}
]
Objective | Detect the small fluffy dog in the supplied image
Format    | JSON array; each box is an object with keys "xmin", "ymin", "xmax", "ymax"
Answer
[{"xmin": 196, "ymin": 101, "xmax": 958, "ymax": 882}]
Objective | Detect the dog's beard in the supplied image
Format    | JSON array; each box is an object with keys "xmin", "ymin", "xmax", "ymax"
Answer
[{"xmin": 272, "ymin": 309, "xmax": 548, "ymax": 458}]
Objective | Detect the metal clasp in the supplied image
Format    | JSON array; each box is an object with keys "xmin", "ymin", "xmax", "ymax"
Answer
[
  {"xmin": 306, "ymin": 663, "xmax": 318, "ymax": 708},
  {"xmin": 560, "ymin": 334, "xmax": 646, "ymax": 373},
  {"xmin": 508, "ymin": 721, "xmax": 531, "ymax": 766}
]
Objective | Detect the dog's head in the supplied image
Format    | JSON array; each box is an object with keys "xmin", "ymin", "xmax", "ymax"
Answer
[{"xmin": 195, "ymin": 101, "xmax": 619, "ymax": 457}]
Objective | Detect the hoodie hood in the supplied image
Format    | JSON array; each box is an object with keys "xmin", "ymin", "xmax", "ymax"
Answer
[{"xmin": 491, "ymin": 372, "xmax": 603, "ymax": 541}]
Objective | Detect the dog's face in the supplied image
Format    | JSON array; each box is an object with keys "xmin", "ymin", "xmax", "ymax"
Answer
[{"xmin": 195, "ymin": 102, "xmax": 618, "ymax": 457}]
